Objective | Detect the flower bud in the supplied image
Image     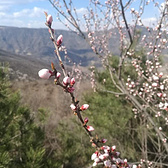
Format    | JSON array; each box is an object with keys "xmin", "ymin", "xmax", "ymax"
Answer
[
  {"xmin": 111, "ymin": 145, "xmax": 116, "ymax": 151},
  {"xmin": 57, "ymin": 34, "xmax": 63, "ymax": 46},
  {"xmin": 46, "ymin": 14, "xmax": 53, "ymax": 26},
  {"xmin": 92, "ymin": 162, "xmax": 98, "ymax": 167},
  {"xmin": 80, "ymin": 104, "xmax": 89, "ymax": 111},
  {"xmin": 63, "ymin": 76, "xmax": 70, "ymax": 86},
  {"xmin": 38, "ymin": 69, "xmax": 52, "ymax": 79},
  {"xmin": 101, "ymin": 139, "xmax": 107, "ymax": 143},
  {"xmin": 99, "ymin": 153, "xmax": 109, "ymax": 160},
  {"xmin": 160, "ymin": 85, "xmax": 164, "ymax": 90},
  {"xmin": 104, "ymin": 160, "xmax": 111, "ymax": 167},
  {"xmin": 67, "ymin": 87, "xmax": 75, "ymax": 93},
  {"xmin": 152, "ymin": 75, "xmax": 159, "ymax": 81},
  {"xmin": 115, "ymin": 152, "xmax": 120, "ymax": 157},
  {"xmin": 70, "ymin": 104, "xmax": 76, "ymax": 111},
  {"xmin": 111, "ymin": 165, "xmax": 117, "ymax": 168},
  {"xmin": 157, "ymin": 93, "xmax": 162, "ymax": 97},
  {"xmin": 152, "ymin": 82, "xmax": 158, "ymax": 87},
  {"xmin": 84, "ymin": 117, "xmax": 89, "ymax": 124},
  {"xmin": 56, "ymin": 72, "xmax": 61, "ymax": 78},
  {"xmin": 94, "ymin": 157, "xmax": 100, "ymax": 163},
  {"xmin": 91, "ymin": 151, "xmax": 98, "ymax": 160},
  {"xmin": 70, "ymin": 77, "xmax": 75, "ymax": 86},
  {"xmin": 101, "ymin": 145, "xmax": 110, "ymax": 151},
  {"xmin": 159, "ymin": 72, "xmax": 163, "ymax": 77},
  {"xmin": 92, "ymin": 143, "xmax": 96, "ymax": 147},
  {"xmin": 124, "ymin": 159, "xmax": 127, "ymax": 163},
  {"xmin": 87, "ymin": 125, "xmax": 94, "ymax": 131}
]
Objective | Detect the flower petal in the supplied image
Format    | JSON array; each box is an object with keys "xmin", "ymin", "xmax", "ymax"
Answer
[
  {"xmin": 80, "ymin": 104, "xmax": 89, "ymax": 111},
  {"xmin": 63, "ymin": 76, "xmax": 70, "ymax": 85},
  {"xmin": 57, "ymin": 34, "xmax": 63, "ymax": 46},
  {"xmin": 38, "ymin": 69, "xmax": 52, "ymax": 79},
  {"xmin": 87, "ymin": 125, "xmax": 94, "ymax": 131},
  {"xmin": 47, "ymin": 15, "xmax": 53, "ymax": 26}
]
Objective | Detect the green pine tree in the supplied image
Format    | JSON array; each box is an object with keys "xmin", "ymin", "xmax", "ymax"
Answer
[{"xmin": 0, "ymin": 64, "xmax": 54, "ymax": 168}]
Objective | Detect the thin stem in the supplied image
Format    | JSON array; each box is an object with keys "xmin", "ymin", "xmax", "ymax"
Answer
[{"xmin": 120, "ymin": 0, "xmax": 133, "ymax": 44}]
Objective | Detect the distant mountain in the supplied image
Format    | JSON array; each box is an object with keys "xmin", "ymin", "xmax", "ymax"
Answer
[
  {"xmin": 0, "ymin": 26, "xmax": 98, "ymax": 66},
  {"xmin": 1, "ymin": 26, "xmax": 168, "ymax": 68},
  {"xmin": 0, "ymin": 49, "xmax": 50, "ymax": 78}
]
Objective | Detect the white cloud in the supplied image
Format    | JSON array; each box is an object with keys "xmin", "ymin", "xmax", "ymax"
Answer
[
  {"xmin": 75, "ymin": 8, "xmax": 88, "ymax": 15},
  {"xmin": 0, "ymin": 0, "xmax": 53, "ymax": 28},
  {"xmin": 13, "ymin": 9, "xmax": 30, "ymax": 18},
  {"xmin": 0, "ymin": 5, "xmax": 10, "ymax": 11},
  {"xmin": 0, "ymin": 7, "xmax": 67, "ymax": 29},
  {"xmin": 29, "ymin": 7, "xmax": 46, "ymax": 17},
  {"xmin": 0, "ymin": 6, "xmax": 49, "ymax": 28},
  {"xmin": 0, "ymin": 0, "xmax": 44, "ymax": 5},
  {"xmin": 0, "ymin": 0, "xmax": 45, "ymax": 13},
  {"xmin": 141, "ymin": 17, "xmax": 157, "ymax": 27},
  {"xmin": 0, "ymin": 0, "xmax": 81, "ymax": 29},
  {"xmin": 0, "ymin": 12, "xmax": 6, "ymax": 17},
  {"xmin": 13, "ymin": 7, "xmax": 46, "ymax": 18}
]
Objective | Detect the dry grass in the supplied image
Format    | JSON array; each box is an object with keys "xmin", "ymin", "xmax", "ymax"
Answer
[{"xmin": 12, "ymin": 78, "xmax": 93, "ymax": 126}]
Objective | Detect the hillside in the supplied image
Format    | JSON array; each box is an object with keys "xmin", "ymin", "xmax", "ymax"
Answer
[
  {"xmin": 0, "ymin": 26, "xmax": 98, "ymax": 66},
  {"xmin": 0, "ymin": 49, "xmax": 92, "ymax": 125}
]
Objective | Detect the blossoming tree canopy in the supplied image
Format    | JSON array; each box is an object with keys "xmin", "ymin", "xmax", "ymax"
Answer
[{"xmin": 37, "ymin": 0, "xmax": 168, "ymax": 167}]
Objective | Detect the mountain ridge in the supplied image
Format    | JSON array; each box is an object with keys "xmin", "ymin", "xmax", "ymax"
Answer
[{"xmin": 0, "ymin": 26, "xmax": 98, "ymax": 66}]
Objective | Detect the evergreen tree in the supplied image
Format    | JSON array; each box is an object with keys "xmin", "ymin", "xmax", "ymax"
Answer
[{"xmin": 0, "ymin": 64, "xmax": 53, "ymax": 168}]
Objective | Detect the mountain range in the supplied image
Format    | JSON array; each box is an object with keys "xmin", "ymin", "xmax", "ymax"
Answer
[
  {"xmin": 0, "ymin": 26, "xmax": 99, "ymax": 67},
  {"xmin": 1, "ymin": 25, "xmax": 168, "ymax": 74}
]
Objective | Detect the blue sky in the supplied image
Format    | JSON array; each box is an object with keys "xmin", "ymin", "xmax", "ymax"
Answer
[{"xmin": 0, "ymin": 0, "xmax": 164, "ymax": 29}]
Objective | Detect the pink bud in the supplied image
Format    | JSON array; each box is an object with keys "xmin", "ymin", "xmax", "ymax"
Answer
[
  {"xmin": 152, "ymin": 82, "xmax": 158, "ymax": 87},
  {"xmin": 159, "ymin": 127, "xmax": 162, "ymax": 130},
  {"xmin": 157, "ymin": 93, "xmax": 162, "ymax": 97},
  {"xmin": 124, "ymin": 159, "xmax": 127, "ymax": 163},
  {"xmin": 57, "ymin": 34, "xmax": 63, "ymax": 46},
  {"xmin": 92, "ymin": 143, "xmax": 96, "ymax": 148},
  {"xmin": 84, "ymin": 117, "xmax": 89, "ymax": 123},
  {"xmin": 56, "ymin": 72, "xmax": 61, "ymax": 78},
  {"xmin": 152, "ymin": 75, "xmax": 159, "ymax": 81},
  {"xmin": 92, "ymin": 162, "xmax": 98, "ymax": 167},
  {"xmin": 63, "ymin": 76, "xmax": 70, "ymax": 85},
  {"xmin": 115, "ymin": 152, "xmax": 120, "ymax": 157},
  {"xmin": 70, "ymin": 104, "xmax": 76, "ymax": 111},
  {"xmin": 67, "ymin": 87, "xmax": 75, "ymax": 93},
  {"xmin": 159, "ymin": 72, "xmax": 163, "ymax": 77},
  {"xmin": 46, "ymin": 15, "xmax": 53, "ymax": 26},
  {"xmin": 111, "ymin": 145, "xmax": 116, "ymax": 151},
  {"xmin": 94, "ymin": 157, "xmax": 100, "ymax": 163},
  {"xmin": 91, "ymin": 151, "xmax": 99, "ymax": 160},
  {"xmin": 101, "ymin": 145, "xmax": 110, "ymax": 151},
  {"xmin": 99, "ymin": 153, "xmax": 109, "ymax": 160},
  {"xmin": 38, "ymin": 69, "xmax": 52, "ymax": 79},
  {"xmin": 104, "ymin": 160, "xmax": 111, "ymax": 167},
  {"xmin": 160, "ymin": 85, "xmax": 164, "ymax": 90},
  {"xmin": 101, "ymin": 139, "xmax": 107, "ymax": 143},
  {"xmin": 80, "ymin": 104, "xmax": 89, "ymax": 111},
  {"xmin": 70, "ymin": 77, "xmax": 75, "ymax": 86},
  {"xmin": 87, "ymin": 125, "xmax": 94, "ymax": 131}
]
